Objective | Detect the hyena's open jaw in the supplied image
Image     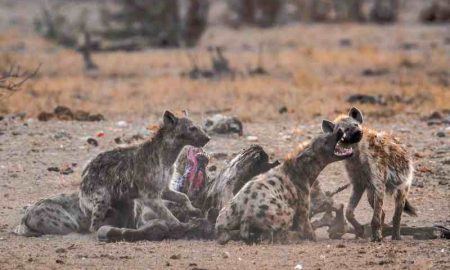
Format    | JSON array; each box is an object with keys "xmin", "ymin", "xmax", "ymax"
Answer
[
  {"xmin": 334, "ymin": 141, "xmax": 353, "ymax": 157},
  {"xmin": 333, "ymin": 130, "xmax": 355, "ymax": 158}
]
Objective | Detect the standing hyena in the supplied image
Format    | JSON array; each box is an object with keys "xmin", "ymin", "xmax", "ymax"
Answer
[
  {"xmin": 79, "ymin": 111, "xmax": 210, "ymax": 232},
  {"xmin": 215, "ymin": 125, "xmax": 356, "ymax": 244},
  {"xmin": 322, "ymin": 107, "xmax": 417, "ymax": 241}
]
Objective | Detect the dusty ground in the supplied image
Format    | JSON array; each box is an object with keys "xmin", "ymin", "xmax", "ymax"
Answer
[
  {"xmin": 0, "ymin": 114, "xmax": 449, "ymax": 270},
  {"xmin": 0, "ymin": 0, "xmax": 449, "ymax": 269}
]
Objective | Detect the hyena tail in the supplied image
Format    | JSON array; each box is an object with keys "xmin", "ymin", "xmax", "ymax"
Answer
[{"xmin": 403, "ymin": 199, "xmax": 417, "ymax": 217}]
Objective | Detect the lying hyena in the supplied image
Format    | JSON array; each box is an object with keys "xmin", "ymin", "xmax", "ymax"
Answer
[
  {"xmin": 215, "ymin": 125, "xmax": 357, "ymax": 244},
  {"xmin": 323, "ymin": 107, "xmax": 417, "ymax": 241},
  {"xmin": 15, "ymin": 111, "xmax": 210, "ymax": 237}
]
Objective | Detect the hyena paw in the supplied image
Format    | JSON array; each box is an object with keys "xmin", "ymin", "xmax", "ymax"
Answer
[
  {"xmin": 97, "ymin": 226, "xmax": 123, "ymax": 242},
  {"xmin": 391, "ymin": 234, "xmax": 402, "ymax": 241},
  {"xmin": 371, "ymin": 230, "xmax": 383, "ymax": 242}
]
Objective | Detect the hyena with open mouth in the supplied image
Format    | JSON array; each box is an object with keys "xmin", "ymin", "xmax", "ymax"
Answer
[
  {"xmin": 323, "ymin": 107, "xmax": 417, "ymax": 241},
  {"xmin": 215, "ymin": 123, "xmax": 357, "ymax": 244}
]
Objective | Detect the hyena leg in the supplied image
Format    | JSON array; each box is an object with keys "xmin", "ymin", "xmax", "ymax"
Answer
[
  {"xmin": 392, "ymin": 189, "xmax": 407, "ymax": 240},
  {"xmin": 215, "ymin": 206, "xmax": 240, "ymax": 245},
  {"xmin": 367, "ymin": 189, "xmax": 385, "ymax": 226},
  {"xmin": 97, "ymin": 220, "xmax": 170, "ymax": 243},
  {"xmin": 296, "ymin": 190, "xmax": 316, "ymax": 241},
  {"xmin": 90, "ymin": 191, "xmax": 112, "ymax": 232},
  {"xmin": 145, "ymin": 198, "xmax": 181, "ymax": 226},
  {"xmin": 240, "ymin": 218, "xmax": 251, "ymax": 243},
  {"xmin": 370, "ymin": 188, "xmax": 385, "ymax": 242},
  {"xmin": 346, "ymin": 184, "xmax": 365, "ymax": 238},
  {"xmin": 162, "ymin": 188, "xmax": 202, "ymax": 216}
]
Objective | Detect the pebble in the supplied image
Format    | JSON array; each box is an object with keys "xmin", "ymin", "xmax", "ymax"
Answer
[
  {"xmin": 294, "ymin": 263, "xmax": 303, "ymax": 269},
  {"xmin": 170, "ymin": 254, "xmax": 181, "ymax": 260},
  {"xmin": 246, "ymin": 135, "xmax": 258, "ymax": 142},
  {"xmin": 436, "ymin": 131, "xmax": 445, "ymax": 137},
  {"xmin": 222, "ymin": 251, "xmax": 230, "ymax": 259},
  {"xmin": 87, "ymin": 138, "xmax": 99, "ymax": 147},
  {"xmin": 55, "ymin": 248, "xmax": 66, "ymax": 254},
  {"xmin": 116, "ymin": 121, "xmax": 128, "ymax": 128}
]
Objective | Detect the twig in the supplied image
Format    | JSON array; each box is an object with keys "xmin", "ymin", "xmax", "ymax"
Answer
[{"xmin": 0, "ymin": 64, "xmax": 41, "ymax": 92}]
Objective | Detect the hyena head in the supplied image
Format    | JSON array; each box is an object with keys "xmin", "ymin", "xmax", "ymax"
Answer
[
  {"xmin": 182, "ymin": 147, "xmax": 210, "ymax": 199},
  {"xmin": 163, "ymin": 110, "xmax": 210, "ymax": 147},
  {"xmin": 321, "ymin": 107, "xmax": 364, "ymax": 157},
  {"xmin": 309, "ymin": 124, "xmax": 352, "ymax": 162}
]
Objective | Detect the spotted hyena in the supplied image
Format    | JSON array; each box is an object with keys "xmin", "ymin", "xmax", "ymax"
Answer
[
  {"xmin": 15, "ymin": 143, "xmax": 211, "ymax": 239},
  {"xmin": 322, "ymin": 107, "xmax": 417, "ymax": 241},
  {"xmin": 15, "ymin": 111, "xmax": 210, "ymax": 237},
  {"xmin": 215, "ymin": 125, "xmax": 356, "ymax": 244}
]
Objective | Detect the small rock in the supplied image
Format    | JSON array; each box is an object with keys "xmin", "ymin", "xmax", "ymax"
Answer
[
  {"xmin": 294, "ymin": 263, "xmax": 303, "ymax": 269},
  {"xmin": 442, "ymin": 159, "xmax": 450, "ymax": 165},
  {"xmin": 87, "ymin": 138, "xmax": 99, "ymax": 147},
  {"xmin": 246, "ymin": 136, "xmax": 258, "ymax": 142},
  {"xmin": 55, "ymin": 259, "xmax": 64, "ymax": 264},
  {"xmin": 203, "ymin": 114, "xmax": 243, "ymax": 136},
  {"xmin": 337, "ymin": 243, "xmax": 346, "ymax": 248},
  {"xmin": 222, "ymin": 251, "xmax": 230, "ymax": 259},
  {"xmin": 114, "ymin": 137, "xmax": 122, "ymax": 144},
  {"xmin": 170, "ymin": 254, "xmax": 181, "ymax": 260},
  {"xmin": 347, "ymin": 94, "xmax": 386, "ymax": 105},
  {"xmin": 47, "ymin": 167, "xmax": 60, "ymax": 173},
  {"xmin": 53, "ymin": 131, "xmax": 71, "ymax": 140},
  {"xmin": 438, "ymin": 180, "xmax": 447, "ymax": 185},
  {"xmin": 279, "ymin": 106, "xmax": 288, "ymax": 114},
  {"xmin": 60, "ymin": 167, "xmax": 74, "ymax": 175},
  {"xmin": 56, "ymin": 248, "xmax": 66, "ymax": 254},
  {"xmin": 96, "ymin": 132, "xmax": 105, "ymax": 138},
  {"xmin": 361, "ymin": 68, "xmax": 390, "ymax": 77},
  {"xmin": 436, "ymin": 131, "xmax": 446, "ymax": 137},
  {"xmin": 116, "ymin": 121, "xmax": 128, "ymax": 128},
  {"xmin": 165, "ymin": 262, "xmax": 171, "ymax": 266},
  {"xmin": 339, "ymin": 38, "xmax": 352, "ymax": 47}
]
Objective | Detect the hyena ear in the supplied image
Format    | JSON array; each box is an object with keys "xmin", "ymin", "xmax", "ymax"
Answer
[
  {"xmin": 163, "ymin": 110, "xmax": 178, "ymax": 127},
  {"xmin": 182, "ymin": 110, "xmax": 189, "ymax": 118},
  {"xmin": 349, "ymin": 107, "xmax": 363, "ymax": 124},
  {"xmin": 321, "ymin": 120, "xmax": 335, "ymax": 133}
]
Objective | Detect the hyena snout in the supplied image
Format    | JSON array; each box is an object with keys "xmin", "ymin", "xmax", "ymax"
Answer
[
  {"xmin": 342, "ymin": 127, "xmax": 363, "ymax": 144},
  {"xmin": 185, "ymin": 126, "xmax": 210, "ymax": 147}
]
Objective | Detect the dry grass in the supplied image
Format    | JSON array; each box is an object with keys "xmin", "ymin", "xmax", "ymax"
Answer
[{"xmin": 0, "ymin": 23, "xmax": 449, "ymax": 122}]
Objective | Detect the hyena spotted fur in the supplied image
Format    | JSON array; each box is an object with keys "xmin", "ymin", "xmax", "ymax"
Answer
[
  {"xmin": 215, "ymin": 125, "xmax": 356, "ymax": 244},
  {"xmin": 15, "ymin": 111, "xmax": 210, "ymax": 237},
  {"xmin": 15, "ymin": 143, "xmax": 211, "ymax": 238},
  {"xmin": 323, "ymin": 107, "xmax": 417, "ymax": 241},
  {"xmin": 80, "ymin": 111, "xmax": 209, "ymax": 232}
]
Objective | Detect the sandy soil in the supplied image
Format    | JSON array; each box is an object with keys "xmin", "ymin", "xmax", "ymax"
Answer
[{"xmin": 0, "ymin": 114, "xmax": 449, "ymax": 270}]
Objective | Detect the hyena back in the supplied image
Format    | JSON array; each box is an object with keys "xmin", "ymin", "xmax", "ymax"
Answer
[
  {"xmin": 215, "ymin": 126, "xmax": 355, "ymax": 244},
  {"xmin": 323, "ymin": 107, "xmax": 416, "ymax": 241}
]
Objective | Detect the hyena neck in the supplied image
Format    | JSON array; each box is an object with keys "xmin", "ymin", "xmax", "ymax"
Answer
[
  {"xmin": 283, "ymin": 145, "xmax": 326, "ymax": 188},
  {"xmin": 138, "ymin": 126, "xmax": 185, "ymax": 169}
]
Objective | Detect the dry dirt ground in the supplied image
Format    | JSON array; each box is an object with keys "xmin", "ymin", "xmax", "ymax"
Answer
[
  {"xmin": 1, "ymin": 0, "xmax": 450, "ymax": 269},
  {"xmin": 0, "ymin": 114, "xmax": 449, "ymax": 270}
]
